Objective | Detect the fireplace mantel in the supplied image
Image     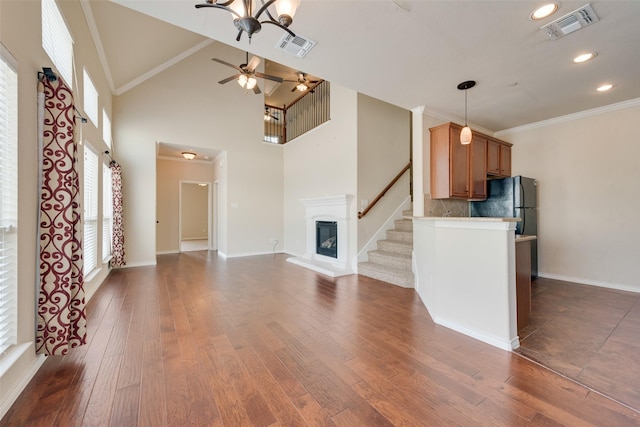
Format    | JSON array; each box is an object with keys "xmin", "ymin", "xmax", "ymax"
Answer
[{"xmin": 287, "ymin": 194, "xmax": 354, "ymax": 277}]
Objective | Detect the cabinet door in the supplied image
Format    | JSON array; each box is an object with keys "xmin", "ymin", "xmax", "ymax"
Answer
[
  {"xmin": 470, "ymin": 136, "xmax": 487, "ymax": 199},
  {"xmin": 500, "ymin": 144, "xmax": 512, "ymax": 176},
  {"xmin": 487, "ymin": 139, "xmax": 500, "ymax": 175},
  {"xmin": 449, "ymin": 126, "xmax": 470, "ymax": 198}
]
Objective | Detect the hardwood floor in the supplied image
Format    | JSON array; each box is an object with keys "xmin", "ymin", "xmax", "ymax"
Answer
[
  {"xmin": 517, "ymin": 276, "xmax": 640, "ymax": 412},
  {"xmin": 4, "ymin": 252, "xmax": 640, "ymax": 426}
]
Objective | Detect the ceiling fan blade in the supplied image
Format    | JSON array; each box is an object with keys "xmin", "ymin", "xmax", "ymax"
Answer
[
  {"xmin": 253, "ymin": 84, "xmax": 261, "ymax": 95},
  {"xmin": 211, "ymin": 58, "xmax": 242, "ymax": 72},
  {"xmin": 247, "ymin": 55, "xmax": 261, "ymax": 72},
  {"xmin": 256, "ymin": 72, "xmax": 283, "ymax": 83},
  {"xmin": 218, "ymin": 74, "xmax": 240, "ymax": 84},
  {"xmin": 291, "ymin": 86, "xmax": 297, "ymax": 92}
]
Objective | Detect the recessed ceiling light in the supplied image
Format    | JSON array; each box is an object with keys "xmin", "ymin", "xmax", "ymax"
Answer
[
  {"xmin": 573, "ymin": 52, "xmax": 597, "ymax": 63},
  {"xmin": 530, "ymin": 3, "xmax": 558, "ymax": 20},
  {"xmin": 596, "ymin": 83, "xmax": 613, "ymax": 92}
]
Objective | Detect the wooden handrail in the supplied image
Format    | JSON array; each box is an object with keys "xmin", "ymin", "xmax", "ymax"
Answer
[{"xmin": 358, "ymin": 161, "xmax": 411, "ymax": 219}]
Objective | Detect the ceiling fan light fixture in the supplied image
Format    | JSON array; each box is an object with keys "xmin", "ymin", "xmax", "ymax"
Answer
[
  {"xmin": 237, "ymin": 74, "xmax": 248, "ymax": 87},
  {"xmin": 457, "ymin": 80, "xmax": 476, "ymax": 145},
  {"xmin": 246, "ymin": 76, "xmax": 257, "ymax": 90},
  {"xmin": 182, "ymin": 152, "xmax": 197, "ymax": 160},
  {"xmin": 296, "ymin": 82, "xmax": 308, "ymax": 91}
]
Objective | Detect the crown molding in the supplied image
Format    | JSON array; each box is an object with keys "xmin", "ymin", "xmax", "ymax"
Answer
[{"xmin": 496, "ymin": 97, "xmax": 640, "ymax": 137}]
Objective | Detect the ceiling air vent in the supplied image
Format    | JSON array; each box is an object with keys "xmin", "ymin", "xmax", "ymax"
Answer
[
  {"xmin": 540, "ymin": 4, "xmax": 599, "ymax": 40},
  {"xmin": 276, "ymin": 33, "xmax": 316, "ymax": 58}
]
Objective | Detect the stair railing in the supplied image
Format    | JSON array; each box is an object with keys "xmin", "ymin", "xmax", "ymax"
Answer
[{"xmin": 358, "ymin": 161, "xmax": 411, "ymax": 219}]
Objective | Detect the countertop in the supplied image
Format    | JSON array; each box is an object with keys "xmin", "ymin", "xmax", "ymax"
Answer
[{"xmin": 413, "ymin": 216, "xmax": 519, "ymax": 222}]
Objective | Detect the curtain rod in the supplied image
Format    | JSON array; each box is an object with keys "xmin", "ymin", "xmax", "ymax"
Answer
[
  {"xmin": 104, "ymin": 150, "xmax": 117, "ymax": 166},
  {"xmin": 38, "ymin": 67, "xmax": 88, "ymax": 123}
]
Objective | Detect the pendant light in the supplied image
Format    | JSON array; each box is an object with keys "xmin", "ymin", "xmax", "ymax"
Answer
[{"xmin": 457, "ymin": 80, "xmax": 476, "ymax": 145}]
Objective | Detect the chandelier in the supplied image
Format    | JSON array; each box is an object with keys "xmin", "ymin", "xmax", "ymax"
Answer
[{"xmin": 195, "ymin": 0, "xmax": 301, "ymax": 43}]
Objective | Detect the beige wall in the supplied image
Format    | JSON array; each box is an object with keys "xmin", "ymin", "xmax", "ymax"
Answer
[
  {"xmin": 501, "ymin": 104, "xmax": 640, "ymax": 292},
  {"xmin": 181, "ymin": 183, "xmax": 209, "ymax": 240},
  {"xmin": 0, "ymin": 0, "xmax": 113, "ymax": 416},
  {"xmin": 283, "ymin": 84, "xmax": 358, "ymax": 260},
  {"xmin": 156, "ymin": 158, "xmax": 215, "ymax": 253},
  {"xmin": 356, "ymin": 93, "xmax": 411, "ymax": 253},
  {"xmin": 114, "ymin": 42, "xmax": 284, "ymax": 261}
]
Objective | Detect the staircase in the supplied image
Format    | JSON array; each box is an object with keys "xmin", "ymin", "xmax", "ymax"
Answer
[{"xmin": 358, "ymin": 211, "xmax": 414, "ymax": 288}]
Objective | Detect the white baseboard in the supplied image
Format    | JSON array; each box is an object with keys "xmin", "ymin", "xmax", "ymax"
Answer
[
  {"xmin": 115, "ymin": 260, "xmax": 157, "ymax": 268},
  {"xmin": 0, "ymin": 351, "xmax": 46, "ymax": 420},
  {"xmin": 538, "ymin": 272, "xmax": 640, "ymax": 294},
  {"xmin": 224, "ymin": 250, "xmax": 283, "ymax": 258},
  {"xmin": 433, "ymin": 316, "xmax": 520, "ymax": 351}
]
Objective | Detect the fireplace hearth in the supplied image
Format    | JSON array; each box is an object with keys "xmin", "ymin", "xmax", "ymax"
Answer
[{"xmin": 286, "ymin": 194, "xmax": 353, "ymax": 277}]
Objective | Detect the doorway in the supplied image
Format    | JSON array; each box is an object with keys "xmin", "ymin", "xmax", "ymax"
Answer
[{"xmin": 179, "ymin": 181, "xmax": 211, "ymax": 252}]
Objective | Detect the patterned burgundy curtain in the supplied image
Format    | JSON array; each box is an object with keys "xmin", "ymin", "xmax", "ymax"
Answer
[
  {"xmin": 110, "ymin": 162, "xmax": 126, "ymax": 267},
  {"xmin": 36, "ymin": 75, "xmax": 87, "ymax": 355}
]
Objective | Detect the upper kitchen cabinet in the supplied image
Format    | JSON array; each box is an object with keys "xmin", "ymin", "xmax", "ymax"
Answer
[
  {"xmin": 430, "ymin": 123, "xmax": 512, "ymax": 200},
  {"xmin": 430, "ymin": 122, "xmax": 486, "ymax": 200},
  {"xmin": 487, "ymin": 137, "xmax": 512, "ymax": 177}
]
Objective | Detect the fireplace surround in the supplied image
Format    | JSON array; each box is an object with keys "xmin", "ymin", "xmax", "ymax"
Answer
[{"xmin": 287, "ymin": 194, "xmax": 353, "ymax": 277}]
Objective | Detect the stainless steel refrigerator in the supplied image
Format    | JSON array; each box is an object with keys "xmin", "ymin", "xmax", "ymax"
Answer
[{"xmin": 470, "ymin": 176, "xmax": 538, "ymax": 277}]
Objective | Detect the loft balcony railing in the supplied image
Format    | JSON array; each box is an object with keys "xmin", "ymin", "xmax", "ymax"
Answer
[{"xmin": 264, "ymin": 80, "xmax": 330, "ymax": 144}]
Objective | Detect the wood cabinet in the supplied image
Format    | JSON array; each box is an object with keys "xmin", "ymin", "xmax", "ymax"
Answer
[
  {"xmin": 430, "ymin": 122, "xmax": 512, "ymax": 200},
  {"xmin": 487, "ymin": 138, "xmax": 512, "ymax": 177}
]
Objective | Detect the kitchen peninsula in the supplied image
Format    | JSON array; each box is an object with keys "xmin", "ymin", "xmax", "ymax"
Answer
[{"xmin": 412, "ymin": 216, "xmax": 524, "ymax": 351}]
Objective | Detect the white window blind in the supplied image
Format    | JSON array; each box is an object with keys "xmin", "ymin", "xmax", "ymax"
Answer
[
  {"xmin": 83, "ymin": 69, "xmax": 98, "ymax": 126},
  {"xmin": 0, "ymin": 44, "xmax": 18, "ymax": 354},
  {"xmin": 102, "ymin": 109, "xmax": 111, "ymax": 148},
  {"xmin": 102, "ymin": 163, "xmax": 112, "ymax": 262},
  {"xmin": 83, "ymin": 146, "xmax": 98, "ymax": 276},
  {"xmin": 42, "ymin": 0, "xmax": 74, "ymax": 85}
]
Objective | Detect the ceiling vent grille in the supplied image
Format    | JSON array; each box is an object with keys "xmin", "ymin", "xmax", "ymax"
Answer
[
  {"xmin": 540, "ymin": 4, "xmax": 599, "ymax": 40},
  {"xmin": 276, "ymin": 33, "xmax": 316, "ymax": 58}
]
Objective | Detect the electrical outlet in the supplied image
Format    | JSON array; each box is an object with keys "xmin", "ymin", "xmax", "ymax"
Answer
[{"xmin": 269, "ymin": 237, "xmax": 278, "ymax": 244}]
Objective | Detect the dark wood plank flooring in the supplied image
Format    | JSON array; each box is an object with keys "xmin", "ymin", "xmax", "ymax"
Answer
[
  {"xmin": 517, "ymin": 276, "xmax": 640, "ymax": 412},
  {"xmin": 3, "ymin": 253, "xmax": 639, "ymax": 426}
]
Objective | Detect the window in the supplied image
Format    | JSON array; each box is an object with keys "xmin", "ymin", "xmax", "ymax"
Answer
[
  {"xmin": 83, "ymin": 146, "xmax": 98, "ymax": 276},
  {"xmin": 0, "ymin": 44, "xmax": 18, "ymax": 354},
  {"xmin": 42, "ymin": 0, "xmax": 74, "ymax": 85},
  {"xmin": 83, "ymin": 69, "xmax": 98, "ymax": 126},
  {"xmin": 102, "ymin": 163, "xmax": 112, "ymax": 262},
  {"xmin": 102, "ymin": 109, "xmax": 111, "ymax": 148}
]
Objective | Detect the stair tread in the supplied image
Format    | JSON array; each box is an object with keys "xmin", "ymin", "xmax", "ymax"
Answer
[{"xmin": 368, "ymin": 249, "xmax": 411, "ymax": 259}]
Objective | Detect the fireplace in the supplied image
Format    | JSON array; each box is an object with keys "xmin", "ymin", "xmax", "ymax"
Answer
[
  {"xmin": 316, "ymin": 221, "xmax": 337, "ymax": 258},
  {"xmin": 287, "ymin": 194, "xmax": 353, "ymax": 277}
]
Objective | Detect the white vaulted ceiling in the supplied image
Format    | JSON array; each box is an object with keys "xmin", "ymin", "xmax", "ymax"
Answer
[{"xmin": 90, "ymin": 0, "xmax": 640, "ymax": 132}]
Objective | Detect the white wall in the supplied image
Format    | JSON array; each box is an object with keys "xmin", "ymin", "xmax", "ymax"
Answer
[
  {"xmin": 0, "ymin": 0, "xmax": 113, "ymax": 416},
  {"xmin": 501, "ymin": 103, "xmax": 640, "ymax": 292},
  {"xmin": 113, "ymin": 42, "xmax": 284, "ymax": 263},
  {"xmin": 357, "ymin": 93, "xmax": 411, "ymax": 253},
  {"xmin": 283, "ymin": 84, "xmax": 358, "ymax": 261}
]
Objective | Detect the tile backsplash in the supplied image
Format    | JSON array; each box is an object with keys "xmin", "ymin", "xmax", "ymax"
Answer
[{"xmin": 424, "ymin": 195, "xmax": 469, "ymax": 217}]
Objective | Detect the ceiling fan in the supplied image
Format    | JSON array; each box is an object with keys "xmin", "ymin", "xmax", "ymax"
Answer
[
  {"xmin": 212, "ymin": 52, "xmax": 283, "ymax": 94},
  {"xmin": 264, "ymin": 107, "xmax": 279, "ymax": 121},
  {"xmin": 284, "ymin": 72, "xmax": 320, "ymax": 92}
]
